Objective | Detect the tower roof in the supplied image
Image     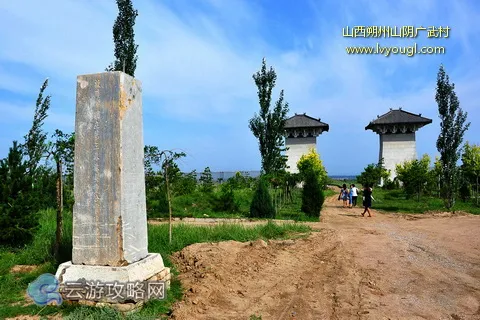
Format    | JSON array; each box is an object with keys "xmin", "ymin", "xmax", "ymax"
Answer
[
  {"xmin": 365, "ymin": 108, "xmax": 432, "ymax": 131},
  {"xmin": 285, "ymin": 113, "xmax": 329, "ymax": 131}
]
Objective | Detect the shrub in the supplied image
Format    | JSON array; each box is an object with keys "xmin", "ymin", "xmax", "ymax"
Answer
[
  {"xmin": 213, "ymin": 184, "xmax": 240, "ymax": 213},
  {"xmin": 301, "ymin": 170, "xmax": 324, "ymax": 217},
  {"xmin": 249, "ymin": 177, "xmax": 275, "ymax": 219}
]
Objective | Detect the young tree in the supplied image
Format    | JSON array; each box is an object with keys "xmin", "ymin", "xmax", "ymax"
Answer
[
  {"xmin": 144, "ymin": 146, "xmax": 185, "ymax": 243},
  {"xmin": 461, "ymin": 142, "xmax": 480, "ymax": 205},
  {"xmin": 0, "ymin": 141, "xmax": 38, "ymax": 247},
  {"xmin": 106, "ymin": 0, "xmax": 139, "ymax": 77},
  {"xmin": 46, "ymin": 130, "xmax": 75, "ymax": 261},
  {"xmin": 395, "ymin": 154, "xmax": 431, "ymax": 201},
  {"xmin": 23, "ymin": 78, "xmax": 50, "ymax": 177},
  {"xmin": 356, "ymin": 159, "xmax": 389, "ymax": 188},
  {"xmin": 301, "ymin": 170, "xmax": 324, "ymax": 218},
  {"xmin": 199, "ymin": 167, "xmax": 214, "ymax": 193},
  {"xmin": 435, "ymin": 64, "xmax": 470, "ymax": 210},
  {"xmin": 249, "ymin": 176, "xmax": 275, "ymax": 219},
  {"xmin": 297, "ymin": 148, "xmax": 328, "ymax": 189},
  {"xmin": 249, "ymin": 58, "xmax": 289, "ymax": 175}
]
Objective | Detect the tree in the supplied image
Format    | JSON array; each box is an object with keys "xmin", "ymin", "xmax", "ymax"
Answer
[
  {"xmin": 297, "ymin": 148, "xmax": 328, "ymax": 189},
  {"xmin": 356, "ymin": 159, "xmax": 389, "ymax": 187},
  {"xmin": 45, "ymin": 130, "xmax": 75, "ymax": 261},
  {"xmin": 0, "ymin": 141, "xmax": 38, "ymax": 247},
  {"xmin": 173, "ymin": 170, "xmax": 197, "ymax": 196},
  {"xmin": 435, "ymin": 64, "xmax": 470, "ymax": 210},
  {"xmin": 249, "ymin": 176, "xmax": 275, "ymax": 219},
  {"xmin": 395, "ymin": 154, "xmax": 431, "ymax": 201},
  {"xmin": 199, "ymin": 167, "xmax": 214, "ymax": 193},
  {"xmin": 301, "ymin": 170, "xmax": 324, "ymax": 218},
  {"xmin": 106, "ymin": 0, "xmax": 139, "ymax": 77},
  {"xmin": 461, "ymin": 142, "xmax": 480, "ymax": 205},
  {"xmin": 213, "ymin": 183, "xmax": 240, "ymax": 213},
  {"xmin": 144, "ymin": 146, "xmax": 185, "ymax": 243},
  {"xmin": 23, "ymin": 78, "xmax": 50, "ymax": 177},
  {"xmin": 249, "ymin": 58, "xmax": 289, "ymax": 175}
]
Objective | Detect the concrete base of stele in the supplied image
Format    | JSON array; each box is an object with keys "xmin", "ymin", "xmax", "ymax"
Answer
[{"xmin": 54, "ymin": 253, "xmax": 171, "ymax": 313}]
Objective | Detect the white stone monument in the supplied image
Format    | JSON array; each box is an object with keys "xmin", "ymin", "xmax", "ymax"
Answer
[
  {"xmin": 55, "ymin": 71, "xmax": 170, "ymax": 311},
  {"xmin": 365, "ymin": 108, "xmax": 432, "ymax": 184},
  {"xmin": 284, "ymin": 113, "xmax": 329, "ymax": 174}
]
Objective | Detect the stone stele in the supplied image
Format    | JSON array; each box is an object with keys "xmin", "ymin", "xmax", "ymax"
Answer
[{"xmin": 55, "ymin": 71, "xmax": 170, "ymax": 311}]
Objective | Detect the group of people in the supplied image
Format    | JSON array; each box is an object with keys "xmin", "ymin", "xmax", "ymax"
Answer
[{"xmin": 338, "ymin": 183, "xmax": 374, "ymax": 217}]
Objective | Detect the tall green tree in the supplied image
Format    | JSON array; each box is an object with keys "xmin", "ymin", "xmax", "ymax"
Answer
[
  {"xmin": 46, "ymin": 130, "xmax": 75, "ymax": 261},
  {"xmin": 435, "ymin": 64, "xmax": 470, "ymax": 210},
  {"xmin": 249, "ymin": 58, "xmax": 289, "ymax": 175},
  {"xmin": 106, "ymin": 0, "xmax": 139, "ymax": 77},
  {"xmin": 23, "ymin": 78, "xmax": 50, "ymax": 177},
  {"xmin": 461, "ymin": 142, "xmax": 480, "ymax": 205}
]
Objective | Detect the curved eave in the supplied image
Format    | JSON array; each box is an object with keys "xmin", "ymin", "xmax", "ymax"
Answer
[{"xmin": 365, "ymin": 120, "xmax": 432, "ymax": 131}]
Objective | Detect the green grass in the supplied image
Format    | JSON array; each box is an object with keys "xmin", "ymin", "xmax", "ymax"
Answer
[
  {"xmin": 370, "ymin": 188, "xmax": 480, "ymax": 215},
  {"xmin": 0, "ymin": 209, "xmax": 311, "ymax": 319},
  {"xmin": 150, "ymin": 187, "xmax": 330, "ymax": 222}
]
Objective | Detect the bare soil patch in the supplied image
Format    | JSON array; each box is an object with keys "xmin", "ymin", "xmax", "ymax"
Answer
[
  {"xmin": 169, "ymin": 192, "xmax": 480, "ymax": 319},
  {"xmin": 10, "ymin": 265, "xmax": 39, "ymax": 274}
]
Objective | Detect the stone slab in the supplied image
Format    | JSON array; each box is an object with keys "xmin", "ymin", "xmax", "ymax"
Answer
[
  {"xmin": 72, "ymin": 71, "xmax": 148, "ymax": 266},
  {"xmin": 56, "ymin": 253, "xmax": 167, "ymax": 284}
]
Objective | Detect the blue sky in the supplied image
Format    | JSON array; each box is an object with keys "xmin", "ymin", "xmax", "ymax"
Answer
[{"xmin": 0, "ymin": 0, "xmax": 479, "ymax": 175}]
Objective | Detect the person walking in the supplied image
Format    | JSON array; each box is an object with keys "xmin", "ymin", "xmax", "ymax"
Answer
[
  {"xmin": 338, "ymin": 184, "xmax": 349, "ymax": 208},
  {"xmin": 361, "ymin": 184, "xmax": 373, "ymax": 217},
  {"xmin": 350, "ymin": 184, "xmax": 359, "ymax": 207}
]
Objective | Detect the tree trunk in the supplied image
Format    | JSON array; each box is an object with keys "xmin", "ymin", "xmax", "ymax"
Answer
[
  {"xmin": 165, "ymin": 165, "xmax": 173, "ymax": 244},
  {"xmin": 54, "ymin": 159, "xmax": 63, "ymax": 261}
]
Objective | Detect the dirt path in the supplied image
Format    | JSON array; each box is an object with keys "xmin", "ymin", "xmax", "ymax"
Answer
[{"xmin": 169, "ymin": 193, "xmax": 480, "ymax": 320}]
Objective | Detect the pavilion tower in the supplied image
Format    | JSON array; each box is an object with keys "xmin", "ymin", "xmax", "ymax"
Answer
[
  {"xmin": 365, "ymin": 108, "xmax": 432, "ymax": 184},
  {"xmin": 284, "ymin": 113, "xmax": 329, "ymax": 174}
]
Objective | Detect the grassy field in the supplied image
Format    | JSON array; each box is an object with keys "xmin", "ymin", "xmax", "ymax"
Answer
[
  {"xmin": 151, "ymin": 187, "xmax": 334, "ymax": 222},
  {"xmin": 370, "ymin": 188, "xmax": 480, "ymax": 215},
  {"xmin": 327, "ymin": 179, "xmax": 480, "ymax": 215},
  {"xmin": 0, "ymin": 209, "xmax": 311, "ymax": 319}
]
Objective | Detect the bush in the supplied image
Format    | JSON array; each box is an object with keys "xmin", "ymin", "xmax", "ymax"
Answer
[
  {"xmin": 249, "ymin": 177, "xmax": 275, "ymax": 219},
  {"xmin": 382, "ymin": 178, "xmax": 398, "ymax": 190},
  {"xmin": 213, "ymin": 184, "xmax": 240, "ymax": 213},
  {"xmin": 146, "ymin": 186, "xmax": 169, "ymax": 218},
  {"xmin": 301, "ymin": 171, "xmax": 324, "ymax": 217}
]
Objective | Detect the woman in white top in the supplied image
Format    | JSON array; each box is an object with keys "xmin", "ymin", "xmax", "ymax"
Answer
[{"xmin": 349, "ymin": 184, "xmax": 359, "ymax": 208}]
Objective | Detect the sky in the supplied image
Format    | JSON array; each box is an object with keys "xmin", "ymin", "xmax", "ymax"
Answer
[{"xmin": 0, "ymin": 0, "xmax": 479, "ymax": 176}]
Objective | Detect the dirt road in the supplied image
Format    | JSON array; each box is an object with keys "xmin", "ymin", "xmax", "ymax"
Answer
[{"xmin": 170, "ymin": 194, "xmax": 480, "ymax": 320}]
